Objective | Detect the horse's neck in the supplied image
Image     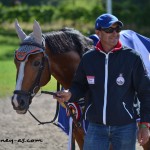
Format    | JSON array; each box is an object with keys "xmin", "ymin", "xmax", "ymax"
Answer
[{"xmin": 49, "ymin": 51, "xmax": 81, "ymax": 89}]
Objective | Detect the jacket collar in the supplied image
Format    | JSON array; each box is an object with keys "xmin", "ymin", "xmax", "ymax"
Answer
[{"xmin": 95, "ymin": 40, "xmax": 122, "ymax": 53}]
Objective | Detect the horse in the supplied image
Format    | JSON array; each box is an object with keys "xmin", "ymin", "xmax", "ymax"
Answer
[
  {"xmin": 11, "ymin": 20, "xmax": 150, "ymax": 150},
  {"xmin": 11, "ymin": 20, "xmax": 93, "ymax": 150}
]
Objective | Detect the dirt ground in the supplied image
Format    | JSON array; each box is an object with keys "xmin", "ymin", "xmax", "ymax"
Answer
[{"xmin": 0, "ymin": 95, "xmax": 143, "ymax": 150}]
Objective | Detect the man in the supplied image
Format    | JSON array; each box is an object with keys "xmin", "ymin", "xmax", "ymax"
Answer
[{"xmin": 54, "ymin": 13, "xmax": 150, "ymax": 150}]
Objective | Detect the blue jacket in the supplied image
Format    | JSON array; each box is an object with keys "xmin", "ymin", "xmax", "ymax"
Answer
[{"xmin": 69, "ymin": 44, "xmax": 150, "ymax": 126}]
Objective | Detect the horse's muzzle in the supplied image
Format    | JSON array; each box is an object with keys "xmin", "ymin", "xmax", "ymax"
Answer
[{"xmin": 11, "ymin": 93, "xmax": 32, "ymax": 114}]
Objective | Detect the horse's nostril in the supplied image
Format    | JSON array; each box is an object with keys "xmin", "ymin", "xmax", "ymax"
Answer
[
  {"xmin": 17, "ymin": 95, "xmax": 27, "ymax": 109},
  {"xmin": 20, "ymin": 99, "xmax": 25, "ymax": 107}
]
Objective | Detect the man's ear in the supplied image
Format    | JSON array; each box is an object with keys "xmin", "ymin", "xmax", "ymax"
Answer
[{"xmin": 95, "ymin": 30, "xmax": 101, "ymax": 38}]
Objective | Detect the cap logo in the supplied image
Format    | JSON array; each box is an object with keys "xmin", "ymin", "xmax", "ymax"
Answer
[{"xmin": 96, "ymin": 23, "xmax": 99, "ymax": 28}]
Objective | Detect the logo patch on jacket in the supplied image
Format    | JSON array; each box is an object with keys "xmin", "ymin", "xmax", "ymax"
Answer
[
  {"xmin": 116, "ymin": 73, "xmax": 125, "ymax": 85},
  {"xmin": 87, "ymin": 76, "xmax": 95, "ymax": 84}
]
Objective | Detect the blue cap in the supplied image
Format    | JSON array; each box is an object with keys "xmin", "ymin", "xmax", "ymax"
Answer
[{"xmin": 95, "ymin": 13, "xmax": 123, "ymax": 30}]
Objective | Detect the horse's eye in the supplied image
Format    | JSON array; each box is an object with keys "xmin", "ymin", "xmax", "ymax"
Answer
[{"xmin": 33, "ymin": 61, "xmax": 41, "ymax": 67}]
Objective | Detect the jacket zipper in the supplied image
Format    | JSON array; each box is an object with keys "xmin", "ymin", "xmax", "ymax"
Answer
[
  {"xmin": 122, "ymin": 102, "xmax": 133, "ymax": 119},
  {"xmin": 103, "ymin": 54, "xmax": 109, "ymax": 124}
]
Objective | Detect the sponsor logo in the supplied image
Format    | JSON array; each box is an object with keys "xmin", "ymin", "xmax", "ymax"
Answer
[
  {"xmin": 116, "ymin": 73, "xmax": 125, "ymax": 85},
  {"xmin": 87, "ymin": 76, "xmax": 95, "ymax": 84}
]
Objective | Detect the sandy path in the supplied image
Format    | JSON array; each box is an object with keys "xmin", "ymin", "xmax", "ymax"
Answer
[{"xmin": 0, "ymin": 95, "xmax": 143, "ymax": 150}]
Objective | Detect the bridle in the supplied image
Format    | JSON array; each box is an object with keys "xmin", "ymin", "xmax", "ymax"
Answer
[
  {"xmin": 12, "ymin": 41, "xmax": 51, "ymax": 110},
  {"xmin": 13, "ymin": 40, "xmax": 61, "ymax": 126}
]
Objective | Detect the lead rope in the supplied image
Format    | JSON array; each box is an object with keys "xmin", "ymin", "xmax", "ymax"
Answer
[
  {"xmin": 27, "ymin": 82, "xmax": 61, "ymax": 126},
  {"xmin": 28, "ymin": 101, "xmax": 59, "ymax": 126}
]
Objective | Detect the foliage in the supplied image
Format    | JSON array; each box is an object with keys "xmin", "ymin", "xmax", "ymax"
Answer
[
  {"xmin": 112, "ymin": 1, "xmax": 150, "ymax": 36},
  {"xmin": 0, "ymin": 4, "xmax": 55, "ymax": 23},
  {"xmin": 0, "ymin": 0, "xmax": 101, "ymax": 7},
  {"xmin": 30, "ymin": 6, "xmax": 55, "ymax": 23},
  {"xmin": 0, "ymin": 0, "xmax": 150, "ymax": 36},
  {"xmin": 58, "ymin": 5, "xmax": 89, "ymax": 21}
]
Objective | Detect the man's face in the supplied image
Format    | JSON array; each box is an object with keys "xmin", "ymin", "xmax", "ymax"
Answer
[{"xmin": 98, "ymin": 23, "xmax": 121, "ymax": 48}]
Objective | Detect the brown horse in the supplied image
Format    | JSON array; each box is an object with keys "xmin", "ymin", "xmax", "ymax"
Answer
[
  {"xmin": 11, "ymin": 20, "xmax": 150, "ymax": 150},
  {"xmin": 12, "ymin": 20, "xmax": 93, "ymax": 149}
]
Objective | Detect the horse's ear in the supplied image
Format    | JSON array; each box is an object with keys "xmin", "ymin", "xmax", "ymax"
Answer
[
  {"xmin": 33, "ymin": 20, "xmax": 42, "ymax": 44},
  {"xmin": 15, "ymin": 19, "xmax": 27, "ymax": 42}
]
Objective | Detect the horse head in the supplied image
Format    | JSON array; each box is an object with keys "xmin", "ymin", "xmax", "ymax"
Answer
[{"xmin": 12, "ymin": 20, "xmax": 51, "ymax": 114}]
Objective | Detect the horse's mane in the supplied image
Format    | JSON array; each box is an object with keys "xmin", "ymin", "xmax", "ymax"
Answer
[{"xmin": 44, "ymin": 27, "xmax": 94, "ymax": 57}]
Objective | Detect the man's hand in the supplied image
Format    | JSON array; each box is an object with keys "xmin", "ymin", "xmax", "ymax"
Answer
[
  {"xmin": 138, "ymin": 127, "xmax": 150, "ymax": 146},
  {"xmin": 53, "ymin": 90, "xmax": 72, "ymax": 103}
]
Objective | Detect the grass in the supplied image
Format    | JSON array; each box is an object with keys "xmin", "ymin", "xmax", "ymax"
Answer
[{"xmin": 0, "ymin": 60, "xmax": 16, "ymax": 97}]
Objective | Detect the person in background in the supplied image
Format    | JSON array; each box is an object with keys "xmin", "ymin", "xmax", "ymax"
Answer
[
  {"xmin": 54, "ymin": 13, "xmax": 150, "ymax": 150},
  {"xmin": 89, "ymin": 34, "xmax": 99, "ymax": 46}
]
